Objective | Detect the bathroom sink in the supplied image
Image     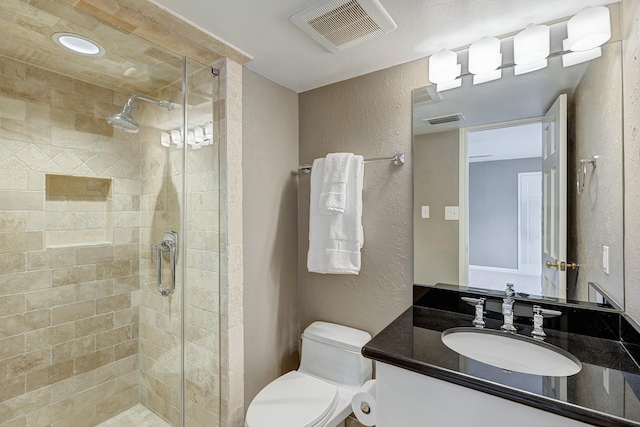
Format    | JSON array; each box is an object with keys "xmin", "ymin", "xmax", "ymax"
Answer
[{"xmin": 441, "ymin": 327, "xmax": 582, "ymax": 376}]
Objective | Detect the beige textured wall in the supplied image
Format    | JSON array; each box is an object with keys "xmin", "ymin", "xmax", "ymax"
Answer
[
  {"xmin": 570, "ymin": 42, "xmax": 624, "ymax": 305},
  {"xmin": 0, "ymin": 57, "xmax": 141, "ymax": 427},
  {"xmin": 623, "ymin": 0, "xmax": 640, "ymax": 323},
  {"xmin": 242, "ymin": 69, "xmax": 300, "ymax": 409},
  {"xmin": 298, "ymin": 59, "xmax": 429, "ymax": 336},
  {"xmin": 413, "ymin": 131, "xmax": 460, "ymax": 286}
]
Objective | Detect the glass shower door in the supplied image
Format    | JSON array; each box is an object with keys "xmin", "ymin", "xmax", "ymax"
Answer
[
  {"xmin": 182, "ymin": 59, "xmax": 222, "ymax": 426},
  {"xmin": 138, "ymin": 58, "xmax": 221, "ymax": 426}
]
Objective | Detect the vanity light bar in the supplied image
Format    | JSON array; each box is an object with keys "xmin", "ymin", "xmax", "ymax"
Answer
[{"xmin": 428, "ymin": 6, "xmax": 612, "ymax": 90}]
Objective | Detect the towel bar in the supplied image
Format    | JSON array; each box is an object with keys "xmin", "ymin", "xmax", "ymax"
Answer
[{"xmin": 298, "ymin": 153, "xmax": 404, "ymax": 174}]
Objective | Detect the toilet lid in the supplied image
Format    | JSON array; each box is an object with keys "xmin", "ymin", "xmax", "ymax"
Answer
[{"xmin": 246, "ymin": 371, "xmax": 339, "ymax": 427}]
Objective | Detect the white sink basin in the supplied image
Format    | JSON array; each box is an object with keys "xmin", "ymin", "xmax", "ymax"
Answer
[{"xmin": 441, "ymin": 327, "xmax": 582, "ymax": 376}]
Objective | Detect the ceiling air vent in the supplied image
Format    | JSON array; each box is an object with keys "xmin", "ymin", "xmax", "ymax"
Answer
[
  {"xmin": 423, "ymin": 113, "xmax": 465, "ymax": 126},
  {"xmin": 290, "ymin": 0, "xmax": 397, "ymax": 53}
]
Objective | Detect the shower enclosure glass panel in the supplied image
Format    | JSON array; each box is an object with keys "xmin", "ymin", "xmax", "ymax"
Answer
[
  {"xmin": 183, "ymin": 60, "xmax": 222, "ymax": 425},
  {"xmin": 0, "ymin": 0, "xmax": 221, "ymax": 426},
  {"xmin": 137, "ymin": 60, "xmax": 222, "ymax": 427}
]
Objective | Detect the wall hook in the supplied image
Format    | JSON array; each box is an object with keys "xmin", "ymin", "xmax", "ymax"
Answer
[{"xmin": 577, "ymin": 155, "xmax": 599, "ymax": 195}]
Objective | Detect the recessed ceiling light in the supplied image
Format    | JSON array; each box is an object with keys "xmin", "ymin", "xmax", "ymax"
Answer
[{"xmin": 52, "ymin": 32, "xmax": 105, "ymax": 56}]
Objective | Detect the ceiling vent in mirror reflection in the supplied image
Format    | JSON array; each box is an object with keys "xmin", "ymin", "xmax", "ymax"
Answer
[
  {"xmin": 423, "ymin": 113, "xmax": 465, "ymax": 126},
  {"xmin": 413, "ymin": 86, "xmax": 443, "ymax": 104},
  {"xmin": 290, "ymin": 0, "xmax": 397, "ymax": 53}
]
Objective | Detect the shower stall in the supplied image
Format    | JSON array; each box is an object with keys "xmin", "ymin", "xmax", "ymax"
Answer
[{"xmin": 0, "ymin": 1, "xmax": 226, "ymax": 425}]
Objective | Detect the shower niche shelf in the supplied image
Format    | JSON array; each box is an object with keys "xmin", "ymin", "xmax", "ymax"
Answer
[{"xmin": 45, "ymin": 174, "xmax": 113, "ymax": 248}]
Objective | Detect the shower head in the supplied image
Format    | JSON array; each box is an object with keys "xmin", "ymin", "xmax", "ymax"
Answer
[
  {"xmin": 107, "ymin": 94, "xmax": 174, "ymax": 134},
  {"xmin": 107, "ymin": 110, "xmax": 139, "ymax": 133}
]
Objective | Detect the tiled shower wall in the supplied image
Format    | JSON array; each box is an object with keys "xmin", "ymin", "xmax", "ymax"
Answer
[{"xmin": 0, "ymin": 56, "xmax": 141, "ymax": 426}]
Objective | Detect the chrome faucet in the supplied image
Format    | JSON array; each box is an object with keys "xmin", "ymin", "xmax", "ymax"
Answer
[
  {"xmin": 461, "ymin": 297, "xmax": 486, "ymax": 328},
  {"xmin": 531, "ymin": 305, "xmax": 562, "ymax": 340},
  {"xmin": 500, "ymin": 283, "xmax": 517, "ymax": 333}
]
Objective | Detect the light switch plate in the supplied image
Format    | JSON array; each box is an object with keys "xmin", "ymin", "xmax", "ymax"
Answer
[
  {"xmin": 603, "ymin": 245, "xmax": 610, "ymax": 275},
  {"xmin": 445, "ymin": 206, "xmax": 459, "ymax": 221},
  {"xmin": 421, "ymin": 206, "xmax": 430, "ymax": 219}
]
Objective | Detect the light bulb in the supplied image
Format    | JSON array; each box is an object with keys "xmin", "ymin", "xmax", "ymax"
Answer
[
  {"xmin": 170, "ymin": 130, "xmax": 182, "ymax": 145},
  {"xmin": 564, "ymin": 6, "xmax": 611, "ymax": 52},
  {"xmin": 429, "ymin": 50, "xmax": 461, "ymax": 84},
  {"xmin": 514, "ymin": 25, "xmax": 549, "ymax": 65},
  {"xmin": 468, "ymin": 37, "xmax": 501, "ymax": 75},
  {"xmin": 160, "ymin": 132, "xmax": 170, "ymax": 147}
]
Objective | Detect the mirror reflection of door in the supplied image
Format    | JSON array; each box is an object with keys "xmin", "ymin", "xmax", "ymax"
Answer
[
  {"xmin": 463, "ymin": 95, "xmax": 568, "ymax": 298},
  {"xmin": 463, "ymin": 121, "xmax": 544, "ymax": 296},
  {"xmin": 542, "ymin": 94, "xmax": 568, "ymax": 299}
]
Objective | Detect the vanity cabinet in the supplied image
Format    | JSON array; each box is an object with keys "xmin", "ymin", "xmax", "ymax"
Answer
[
  {"xmin": 377, "ymin": 362, "xmax": 591, "ymax": 426},
  {"xmin": 363, "ymin": 286, "xmax": 640, "ymax": 427}
]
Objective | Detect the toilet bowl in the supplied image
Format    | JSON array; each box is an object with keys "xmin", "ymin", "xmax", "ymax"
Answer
[{"xmin": 245, "ymin": 321, "xmax": 372, "ymax": 427}]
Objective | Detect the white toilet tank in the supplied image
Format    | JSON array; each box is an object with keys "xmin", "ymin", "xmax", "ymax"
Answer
[{"xmin": 299, "ymin": 321, "xmax": 373, "ymax": 388}]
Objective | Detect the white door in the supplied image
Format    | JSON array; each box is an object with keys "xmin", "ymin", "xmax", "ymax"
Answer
[
  {"xmin": 518, "ymin": 172, "xmax": 542, "ymax": 278},
  {"xmin": 541, "ymin": 94, "xmax": 567, "ymax": 298}
]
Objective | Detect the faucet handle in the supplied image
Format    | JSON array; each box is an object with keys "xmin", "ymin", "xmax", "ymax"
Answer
[
  {"xmin": 531, "ymin": 306, "xmax": 546, "ymax": 339},
  {"xmin": 531, "ymin": 305, "xmax": 562, "ymax": 340},
  {"xmin": 461, "ymin": 297, "xmax": 485, "ymax": 328}
]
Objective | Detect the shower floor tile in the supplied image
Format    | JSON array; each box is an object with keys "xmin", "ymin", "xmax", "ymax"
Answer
[{"xmin": 95, "ymin": 404, "xmax": 171, "ymax": 427}]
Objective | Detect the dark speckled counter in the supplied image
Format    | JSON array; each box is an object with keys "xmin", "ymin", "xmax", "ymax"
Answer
[{"xmin": 363, "ymin": 285, "xmax": 640, "ymax": 427}]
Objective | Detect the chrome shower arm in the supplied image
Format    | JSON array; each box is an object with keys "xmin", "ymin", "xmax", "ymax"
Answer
[
  {"xmin": 108, "ymin": 93, "xmax": 174, "ymax": 133},
  {"xmin": 124, "ymin": 94, "xmax": 174, "ymax": 112}
]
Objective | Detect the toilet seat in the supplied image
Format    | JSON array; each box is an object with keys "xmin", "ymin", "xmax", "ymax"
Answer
[{"xmin": 245, "ymin": 371, "xmax": 339, "ymax": 427}]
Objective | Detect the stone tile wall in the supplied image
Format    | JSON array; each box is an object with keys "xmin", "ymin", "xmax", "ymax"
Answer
[
  {"xmin": 0, "ymin": 0, "xmax": 239, "ymax": 425},
  {"xmin": 218, "ymin": 58, "xmax": 244, "ymax": 427},
  {"xmin": 0, "ymin": 57, "xmax": 142, "ymax": 427}
]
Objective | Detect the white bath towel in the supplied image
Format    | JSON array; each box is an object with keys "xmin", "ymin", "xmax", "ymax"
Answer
[
  {"xmin": 319, "ymin": 153, "xmax": 353, "ymax": 214},
  {"xmin": 308, "ymin": 155, "xmax": 364, "ymax": 274}
]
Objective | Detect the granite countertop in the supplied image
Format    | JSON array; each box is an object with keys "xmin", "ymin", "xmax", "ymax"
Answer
[{"xmin": 363, "ymin": 286, "xmax": 640, "ymax": 427}]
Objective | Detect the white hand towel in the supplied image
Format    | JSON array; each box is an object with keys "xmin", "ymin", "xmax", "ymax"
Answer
[
  {"xmin": 308, "ymin": 155, "xmax": 364, "ymax": 274},
  {"xmin": 319, "ymin": 153, "xmax": 353, "ymax": 214}
]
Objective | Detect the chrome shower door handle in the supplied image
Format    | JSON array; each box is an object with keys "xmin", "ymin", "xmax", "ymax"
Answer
[{"xmin": 152, "ymin": 231, "xmax": 178, "ymax": 297}]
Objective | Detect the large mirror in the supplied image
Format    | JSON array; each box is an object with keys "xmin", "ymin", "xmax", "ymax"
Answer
[{"xmin": 412, "ymin": 16, "xmax": 623, "ymax": 308}]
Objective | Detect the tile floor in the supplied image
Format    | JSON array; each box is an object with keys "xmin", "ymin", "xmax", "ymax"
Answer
[{"xmin": 95, "ymin": 404, "xmax": 171, "ymax": 427}]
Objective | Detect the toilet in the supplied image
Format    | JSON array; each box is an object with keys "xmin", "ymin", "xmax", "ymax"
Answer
[{"xmin": 245, "ymin": 321, "xmax": 373, "ymax": 427}]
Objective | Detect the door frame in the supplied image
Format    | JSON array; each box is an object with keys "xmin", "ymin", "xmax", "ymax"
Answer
[{"xmin": 458, "ymin": 117, "xmax": 544, "ymax": 287}]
